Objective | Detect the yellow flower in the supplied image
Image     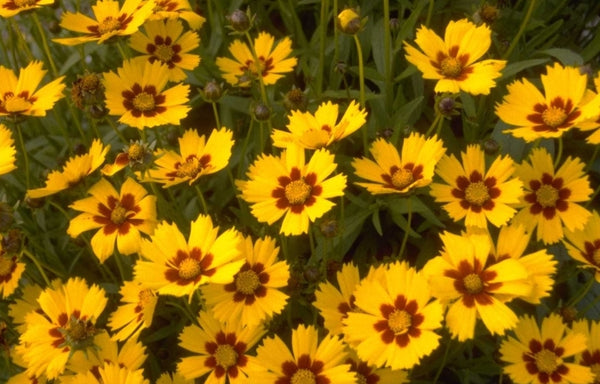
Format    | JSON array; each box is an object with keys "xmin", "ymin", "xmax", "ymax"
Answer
[
  {"xmin": 0, "ymin": 0, "xmax": 53, "ymax": 17},
  {"xmin": 103, "ymin": 59, "xmax": 191, "ymax": 129},
  {"xmin": 423, "ymin": 231, "xmax": 532, "ymax": 341},
  {"xmin": 26, "ymin": 139, "xmax": 110, "ymax": 199},
  {"xmin": 352, "ymin": 133, "xmax": 445, "ymax": 194},
  {"xmin": 129, "ymin": 19, "xmax": 201, "ymax": 82},
  {"xmin": 344, "ymin": 349, "xmax": 409, "ymax": 384},
  {"xmin": 585, "ymin": 71, "xmax": 600, "ymax": 144},
  {"xmin": 0, "ymin": 61, "xmax": 65, "ymax": 117},
  {"xmin": 216, "ymin": 31, "xmax": 297, "ymax": 86},
  {"xmin": 0, "ymin": 249, "xmax": 25, "ymax": 299},
  {"xmin": 496, "ymin": 63, "xmax": 600, "ymax": 142},
  {"xmin": 101, "ymin": 140, "xmax": 153, "ymax": 177},
  {"xmin": 271, "ymin": 100, "xmax": 367, "ymax": 149},
  {"xmin": 144, "ymin": 127, "xmax": 234, "ymax": 187},
  {"xmin": 9, "ymin": 283, "xmax": 45, "ymax": 333},
  {"xmin": 67, "ymin": 363, "xmax": 149, "ymax": 384},
  {"xmin": 67, "ymin": 177, "xmax": 157, "ymax": 262},
  {"xmin": 513, "ymin": 147, "xmax": 592, "ymax": 245},
  {"xmin": 500, "ymin": 314, "xmax": 594, "ymax": 384},
  {"xmin": 238, "ymin": 144, "xmax": 347, "ymax": 236},
  {"xmin": 134, "ymin": 214, "xmax": 244, "ymax": 298},
  {"xmin": 564, "ymin": 210, "xmax": 600, "ymax": 282},
  {"xmin": 0, "ymin": 123, "xmax": 16, "ymax": 176},
  {"xmin": 404, "ymin": 18, "xmax": 506, "ymax": 95},
  {"xmin": 144, "ymin": 0, "xmax": 205, "ymax": 30},
  {"xmin": 157, "ymin": 372, "xmax": 193, "ymax": 384},
  {"xmin": 108, "ymin": 280, "xmax": 158, "ymax": 341},
  {"xmin": 572, "ymin": 319, "xmax": 600, "ymax": 384},
  {"xmin": 53, "ymin": 0, "xmax": 156, "ymax": 46},
  {"xmin": 343, "ymin": 261, "xmax": 443, "ymax": 369},
  {"xmin": 430, "ymin": 144, "xmax": 523, "ymax": 228}
]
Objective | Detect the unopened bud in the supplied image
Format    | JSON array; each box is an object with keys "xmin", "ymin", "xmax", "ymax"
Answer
[{"xmin": 227, "ymin": 9, "xmax": 250, "ymax": 32}]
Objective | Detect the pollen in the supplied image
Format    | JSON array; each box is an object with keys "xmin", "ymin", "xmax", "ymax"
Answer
[
  {"xmin": 214, "ymin": 344, "xmax": 238, "ymax": 369},
  {"xmin": 127, "ymin": 143, "xmax": 145, "ymax": 162},
  {"xmin": 536, "ymin": 184, "xmax": 559, "ymax": 208},
  {"xmin": 387, "ymin": 309, "xmax": 412, "ymax": 334},
  {"xmin": 285, "ymin": 179, "xmax": 312, "ymax": 205},
  {"xmin": 465, "ymin": 181, "xmax": 490, "ymax": 206},
  {"xmin": 534, "ymin": 349, "xmax": 559, "ymax": 374},
  {"xmin": 62, "ymin": 315, "xmax": 96, "ymax": 349},
  {"xmin": 440, "ymin": 56, "xmax": 463, "ymax": 78},
  {"xmin": 542, "ymin": 106, "xmax": 568, "ymax": 128},
  {"xmin": 98, "ymin": 16, "xmax": 122, "ymax": 35},
  {"xmin": 391, "ymin": 168, "xmax": 414, "ymax": 190},
  {"xmin": 0, "ymin": 256, "xmax": 14, "ymax": 277},
  {"xmin": 235, "ymin": 270, "xmax": 260, "ymax": 295},
  {"xmin": 176, "ymin": 156, "xmax": 202, "ymax": 179},
  {"xmin": 132, "ymin": 92, "xmax": 156, "ymax": 112},
  {"xmin": 110, "ymin": 205, "xmax": 128, "ymax": 225},
  {"xmin": 154, "ymin": 44, "xmax": 175, "ymax": 63},
  {"xmin": 463, "ymin": 273, "xmax": 483, "ymax": 294},
  {"xmin": 178, "ymin": 258, "xmax": 202, "ymax": 280},
  {"xmin": 291, "ymin": 369, "xmax": 316, "ymax": 384}
]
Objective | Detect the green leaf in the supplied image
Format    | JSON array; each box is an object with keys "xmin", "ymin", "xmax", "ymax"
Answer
[
  {"xmin": 540, "ymin": 48, "xmax": 584, "ymax": 66},
  {"xmin": 371, "ymin": 209, "xmax": 383, "ymax": 236},
  {"xmin": 500, "ymin": 58, "xmax": 549, "ymax": 81}
]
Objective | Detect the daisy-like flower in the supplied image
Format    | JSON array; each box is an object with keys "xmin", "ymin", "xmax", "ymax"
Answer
[
  {"xmin": 53, "ymin": 0, "xmax": 155, "ymax": 46},
  {"xmin": 344, "ymin": 350, "xmax": 408, "ymax": 384},
  {"xmin": 157, "ymin": 372, "xmax": 193, "ymax": 384},
  {"xmin": 19, "ymin": 277, "xmax": 108, "ymax": 379},
  {"xmin": 9, "ymin": 283, "xmax": 45, "ymax": 333},
  {"xmin": 67, "ymin": 177, "xmax": 157, "ymax": 262},
  {"xmin": 145, "ymin": 0, "xmax": 206, "ymax": 30},
  {"xmin": 26, "ymin": 139, "xmax": 110, "ymax": 199},
  {"xmin": 134, "ymin": 214, "xmax": 244, "ymax": 298},
  {"xmin": 403, "ymin": 18, "xmax": 506, "ymax": 95},
  {"xmin": 352, "ymin": 133, "xmax": 445, "ymax": 195},
  {"xmin": 130, "ymin": 19, "xmax": 200, "ymax": 82},
  {"xmin": 108, "ymin": 280, "xmax": 158, "ymax": 341},
  {"xmin": 430, "ymin": 144, "xmax": 523, "ymax": 228},
  {"xmin": 500, "ymin": 314, "xmax": 594, "ymax": 384},
  {"xmin": 271, "ymin": 100, "xmax": 367, "ymax": 149},
  {"xmin": 343, "ymin": 261, "xmax": 443, "ymax": 370},
  {"xmin": 496, "ymin": 63, "xmax": 600, "ymax": 142},
  {"xmin": 513, "ymin": 147, "xmax": 592, "ymax": 245},
  {"xmin": 216, "ymin": 31, "xmax": 297, "ymax": 86},
  {"xmin": 67, "ymin": 362, "xmax": 149, "ymax": 384},
  {"xmin": 0, "ymin": 61, "xmax": 65, "ymax": 117},
  {"xmin": 177, "ymin": 310, "xmax": 265, "ymax": 383},
  {"xmin": 564, "ymin": 211, "xmax": 600, "ymax": 282},
  {"xmin": 144, "ymin": 127, "xmax": 234, "ymax": 187},
  {"xmin": 422, "ymin": 231, "xmax": 532, "ymax": 341},
  {"xmin": 0, "ymin": 246, "xmax": 25, "ymax": 298},
  {"xmin": 248, "ymin": 324, "xmax": 356, "ymax": 384},
  {"xmin": 0, "ymin": 0, "xmax": 53, "ymax": 17},
  {"xmin": 201, "ymin": 235, "xmax": 289, "ymax": 327},
  {"xmin": 314, "ymin": 263, "xmax": 361, "ymax": 336},
  {"xmin": 572, "ymin": 319, "xmax": 600, "ymax": 383},
  {"xmin": 0, "ymin": 124, "xmax": 16, "ymax": 175},
  {"xmin": 238, "ymin": 144, "xmax": 347, "ymax": 236},
  {"xmin": 103, "ymin": 59, "xmax": 191, "ymax": 129}
]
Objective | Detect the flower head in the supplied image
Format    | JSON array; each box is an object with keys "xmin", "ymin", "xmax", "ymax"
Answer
[
  {"xmin": 0, "ymin": 124, "xmax": 16, "ymax": 176},
  {"xmin": 238, "ymin": 144, "xmax": 347, "ymax": 236},
  {"xmin": 513, "ymin": 147, "xmax": 592, "ymax": 244},
  {"xmin": 108, "ymin": 280, "xmax": 158, "ymax": 341},
  {"xmin": 216, "ymin": 31, "xmax": 297, "ymax": 86},
  {"xmin": 352, "ymin": 133, "xmax": 445, "ymax": 195},
  {"xmin": 496, "ymin": 63, "xmax": 600, "ymax": 142},
  {"xmin": 271, "ymin": 100, "xmax": 367, "ymax": 149},
  {"xmin": 54, "ymin": 0, "xmax": 155, "ymax": 46},
  {"xmin": 67, "ymin": 177, "xmax": 157, "ymax": 262},
  {"xmin": 404, "ymin": 18, "xmax": 506, "ymax": 95},
  {"xmin": 0, "ymin": 61, "xmax": 65, "ymax": 117},
  {"xmin": 572, "ymin": 319, "xmax": 600, "ymax": 384},
  {"xmin": 66, "ymin": 362, "xmax": 149, "ymax": 384},
  {"xmin": 0, "ymin": 241, "xmax": 25, "ymax": 299},
  {"xmin": 0, "ymin": 0, "xmax": 53, "ymax": 17},
  {"xmin": 337, "ymin": 8, "xmax": 362, "ymax": 34},
  {"xmin": 564, "ymin": 210, "xmax": 600, "ymax": 282},
  {"xmin": 430, "ymin": 144, "xmax": 523, "ymax": 228},
  {"xmin": 103, "ymin": 59, "xmax": 191, "ymax": 129}
]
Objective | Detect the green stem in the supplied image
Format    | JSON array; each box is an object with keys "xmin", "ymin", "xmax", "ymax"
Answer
[
  {"xmin": 398, "ymin": 197, "xmax": 412, "ymax": 259},
  {"xmin": 333, "ymin": 0, "xmax": 339, "ymax": 63},
  {"xmin": 586, "ymin": 146, "xmax": 599, "ymax": 172},
  {"xmin": 9, "ymin": 18, "xmax": 33, "ymax": 62},
  {"xmin": 105, "ymin": 117, "xmax": 128, "ymax": 142},
  {"xmin": 16, "ymin": 123, "xmax": 30, "ymax": 189},
  {"xmin": 383, "ymin": 0, "xmax": 392, "ymax": 111},
  {"xmin": 353, "ymin": 34, "xmax": 367, "ymax": 153},
  {"xmin": 32, "ymin": 12, "xmax": 59, "ymax": 77},
  {"xmin": 582, "ymin": 292, "xmax": 600, "ymax": 315},
  {"xmin": 553, "ymin": 136, "xmax": 563, "ymax": 168},
  {"xmin": 113, "ymin": 252, "xmax": 130, "ymax": 281},
  {"xmin": 317, "ymin": 0, "xmax": 329, "ymax": 96},
  {"xmin": 433, "ymin": 337, "xmax": 452, "ymax": 384},
  {"xmin": 211, "ymin": 102, "xmax": 221, "ymax": 129},
  {"xmin": 567, "ymin": 273, "xmax": 595, "ymax": 307},
  {"xmin": 195, "ymin": 184, "xmax": 209, "ymax": 214},
  {"xmin": 426, "ymin": 114, "xmax": 442, "ymax": 137},
  {"xmin": 116, "ymin": 40, "xmax": 130, "ymax": 61},
  {"xmin": 237, "ymin": 119, "xmax": 254, "ymax": 179},
  {"xmin": 22, "ymin": 248, "xmax": 52, "ymax": 286},
  {"xmin": 502, "ymin": 0, "xmax": 538, "ymax": 60},
  {"xmin": 425, "ymin": 0, "xmax": 435, "ymax": 27}
]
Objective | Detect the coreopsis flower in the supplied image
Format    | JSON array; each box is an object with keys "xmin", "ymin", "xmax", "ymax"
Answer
[
  {"xmin": 177, "ymin": 310, "xmax": 265, "ymax": 383},
  {"xmin": 0, "ymin": 124, "xmax": 16, "ymax": 175},
  {"xmin": 500, "ymin": 314, "xmax": 594, "ymax": 384},
  {"xmin": 343, "ymin": 261, "xmax": 443, "ymax": 369},
  {"xmin": 145, "ymin": 0, "xmax": 206, "ymax": 29},
  {"xmin": 430, "ymin": 144, "xmax": 523, "ymax": 228},
  {"xmin": 314, "ymin": 263, "xmax": 361, "ymax": 336},
  {"xmin": 67, "ymin": 177, "xmax": 157, "ymax": 262},
  {"xmin": 585, "ymin": 72, "xmax": 600, "ymax": 144},
  {"xmin": 144, "ymin": 127, "xmax": 234, "ymax": 187},
  {"xmin": 344, "ymin": 350, "xmax": 408, "ymax": 384},
  {"xmin": 26, "ymin": 139, "xmax": 110, "ymax": 199},
  {"xmin": 238, "ymin": 144, "xmax": 347, "ymax": 236},
  {"xmin": 103, "ymin": 59, "xmax": 191, "ymax": 129},
  {"xmin": 271, "ymin": 100, "xmax": 367, "ymax": 149},
  {"xmin": 129, "ymin": 19, "xmax": 200, "ymax": 82},
  {"xmin": 513, "ymin": 147, "xmax": 592, "ymax": 245},
  {"xmin": 0, "ymin": 0, "xmax": 53, "ymax": 17},
  {"xmin": 403, "ymin": 18, "xmax": 506, "ymax": 95},
  {"xmin": 0, "ymin": 61, "xmax": 65, "ymax": 117},
  {"xmin": 19, "ymin": 277, "xmax": 108, "ymax": 379},
  {"xmin": 108, "ymin": 280, "xmax": 158, "ymax": 341},
  {"xmin": 216, "ymin": 31, "xmax": 297, "ymax": 86},
  {"xmin": 157, "ymin": 372, "xmax": 193, "ymax": 384},
  {"xmin": 134, "ymin": 214, "xmax": 244, "ymax": 298},
  {"xmin": 352, "ymin": 133, "xmax": 445, "ymax": 195},
  {"xmin": 0, "ymin": 245, "xmax": 25, "ymax": 298},
  {"xmin": 53, "ymin": 0, "xmax": 155, "ymax": 46},
  {"xmin": 572, "ymin": 319, "xmax": 600, "ymax": 383},
  {"xmin": 101, "ymin": 140, "xmax": 154, "ymax": 177},
  {"xmin": 248, "ymin": 324, "xmax": 356, "ymax": 384},
  {"xmin": 564, "ymin": 211, "xmax": 600, "ymax": 282},
  {"xmin": 67, "ymin": 363, "xmax": 149, "ymax": 384},
  {"xmin": 9, "ymin": 283, "xmax": 45, "ymax": 333},
  {"xmin": 496, "ymin": 63, "xmax": 600, "ymax": 142},
  {"xmin": 201, "ymin": 235, "xmax": 290, "ymax": 327},
  {"xmin": 422, "ymin": 231, "xmax": 532, "ymax": 341}
]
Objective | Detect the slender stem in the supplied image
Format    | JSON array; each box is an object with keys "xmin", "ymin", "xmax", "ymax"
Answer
[
  {"xmin": 433, "ymin": 337, "xmax": 452, "ymax": 384},
  {"xmin": 10, "ymin": 18, "xmax": 33, "ymax": 62},
  {"xmin": 353, "ymin": 34, "xmax": 367, "ymax": 153},
  {"xmin": 333, "ymin": 0, "xmax": 339, "ymax": 63},
  {"xmin": 238, "ymin": 119, "xmax": 254, "ymax": 179},
  {"xmin": 582, "ymin": 292, "xmax": 600, "ymax": 315},
  {"xmin": 22, "ymin": 248, "xmax": 52, "ymax": 286},
  {"xmin": 194, "ymin": 184, "xmax": 209, "ymax": 214},
  {"xmin": 586, "ymin": 183, "xmax": 600, "ymax": 208},
  {"xmin": 383, "ymin": 0, "xmax": 392, "ymax": 111},
  {"xmin": 502, "ymin": 0, "xmax": 538, "ymax": 59},
  {"xmin": 113, "ymin": 252, "xmax": 129, "ymax": 281},
  {"xmin": 425, "ymin": 0, "xmax": 435, "ymax": 27},
  {"xmin": 586, "ymin": 146, "xmax": 599, "ymax": 172},
  {"xmin": 553, "ymin": 136, "xmax": 563, "ymax": 168},
  {"xmin": 398, "ymin": 197, "xmax": 412, "ymax": 259},
  {"xmin": 426, "ymin": 114, "xmax": 442, "ymax": 136},
  {"xmin": 32, "ymin": 13, "xmax": 59, "ymax": 77},
  {"xmin": 116, "ymin": 40, "xmax": 130, "ymax": 61},
  {"xmin": 567, "ymin": 273, "xmax": 595, "ymax": 307},
  {"xmin": 211, "ymin": 102, "xmax": 221, "ymax": 129},
  {"xmin": 105, "ymin": 117, "xmax": 128, "ymax": 142},
  {"xmin": 317, "ymin": 0, "xmax": 329, "ymax": 96},
  {"xmin": 16, "ymin": 123, "xmax": 30, "ymax": 189}
]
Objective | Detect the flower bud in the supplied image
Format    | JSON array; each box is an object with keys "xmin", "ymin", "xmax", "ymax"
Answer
[
  {"xmin": 337, "ymin": 8, "xmax": 362, "ymax": 35},
  {"xmin": 283, "ymin": 88, "xmax": 307, "ymax": 111},
  {"xmin": 252, "ymin": 102, "xmax": 271, "ymax": 121},
  {"xmin": 202, "ymin": 80, "xmax": 223, "ymax": 102},
  {"xmin": 482, "ymin": 138, "xmax": 500, "ymax": 155},
  {"xmin": 227, "ymin": 9, "xmax": 251, "ymax": 33}
]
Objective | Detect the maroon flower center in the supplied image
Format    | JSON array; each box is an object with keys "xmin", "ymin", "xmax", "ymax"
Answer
[
  {"xmin": 523, "ymin": 339, "xmax": 568, "ymax": 384},
  {"xmin": 524, "ymin": 173, "xmax": 570, "ymax": 220},
  {"xmin": 87, "ymin": 13, "xmax": 133, "ymax": 37},
  {"xmin": 147, "ymin": 35, "xmax": 182, "ymax": 68},
  {"xmin": 432, "ymin": 46, "xmax": 473, "ymax": 79},
  {"xmin": 373, "ymin": 294, "xmax": 423, "ymax": 347},
  {"xmin": 272, "ymin": 168, "xmax": 322, "ymax": 214},
  {"xmin": 444, "ymin": 258, "xmax": 502, "ymax": 307},
  {"xmin": 382, "ymin": 163, "xmax": 423, "ymax": 191},
  {"xmin": 164, "ymin": 247, "xmax": 215, "ymax": 285},
  {"xmin": 241, "ymin": 56, "xmax": 275, "ymax": 80},
  {"xmin": 224, "ymin": 262, "xmax": 269, "ymax": 305},
  {"xmin": 165, "ymin": 154, "xmax": 211, "ymax": 180},
  {"xmin": 526, "ymin": 97, "xmax": 581, "ymax": 132},
  {"xmin": 94, "ymin": 193, "xmax": 143, "ymax": 236},
  {"xmin": 277, "ymin": 354, "xmax": 329, "ymax": 384},
  {"xmin": 205, "ymin": 331, "xmax": 248, "ymax": 379},
  {"xmin": 122, "ymin": 83, "xmax": 167, "ymax": 118},
  {"xmin": 451, "ymin": 171, "xmax": 500, "ymax": 213}
]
